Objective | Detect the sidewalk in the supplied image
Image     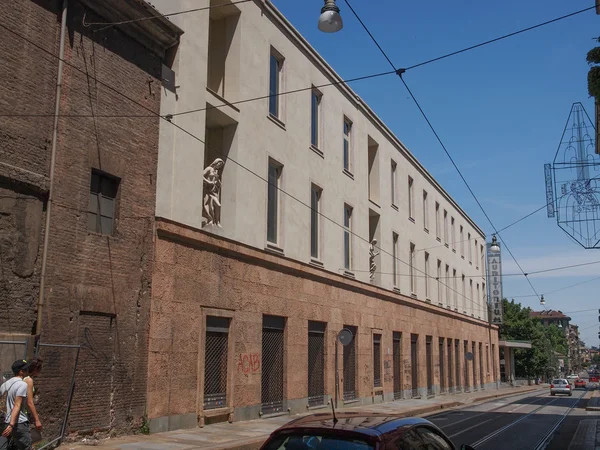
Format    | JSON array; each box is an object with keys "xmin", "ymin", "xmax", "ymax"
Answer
[{"xmin": 58, "ymin": 386, "xmax": 540, "ymax": 450}]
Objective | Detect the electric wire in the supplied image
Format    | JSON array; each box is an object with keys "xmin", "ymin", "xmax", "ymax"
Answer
[
  {"xmin": 342, "ymin": 0, "xmax": 543, "ymax": 303},
  {"xmin": 511, "ymin": 276, "xmax": 600, "ymax": 299},
  {"xmin": 0, "ymin": 21, "xmax": 490, "ymax": 316}
]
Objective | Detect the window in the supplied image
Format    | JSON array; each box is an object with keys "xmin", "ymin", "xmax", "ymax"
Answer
[
  {"xmin": 462, "ymin": 274, "xmax": 466, "ymax": 312},
  {"xmin": 310, "ymin": 88, "xmax": 321, "ymax": 148},
  {"xmin": 451, "ymin": 217, "xmax": 455, "ymax": 251},
  {"xmin": 343, "ymin": 204, "xmax": 353, "ymax": 270},
  {"xmin": 88, "ymin": 171, "xmax": 119, "ymax": 235},
  {"xmin": 392, "ymin": 232, "xmax": 399, "ymax": 287},
  {"xmin": 204, "ymin": 316, "xmax": 230, "ymax": 410},
  {"xmin": 453, "ymin": 269, "xmax": 457, "ymax": 309},
  {"xmin": 445, "ymin": 264, "xmax": 450, "ymax": 307},
  {"xmin": 475, "ymin": 239, "xmax": 479, "ymax": 266},
  {"xmin": 310, "ymin": 185, "xmax": 321, "ymax": 259},
  {"xmin": 269, "ymin": 51, "xmax": 283, "ymax": 117},
  {"xmin": 480, "ymin": 244, "xmax": 485, "ymax": 274},
  {"xmin": 470, "ymin": 279, "xmax": 474, "ymax": 309},
  {"xmin": 373, "ymin": 334, "xmax": 382, "ymax": 388},
  {"xmin": 391, "ymin": 160, "xmax": 397, "ymax": 206},
  {"xmin": 343, "ymin": 117, "xmax": 352, "ymax": 172},
  {"xmin": 422, "ymin": 191, "xmax": 429, "ymax": 230},
  {"xmin": 468, "ymin": 232, "xmax": 472, "ymax": 263},
  {"xmin": 435, "ymin": 202, "xmax": 440, "ymax": 239},
  {"xmin": 436, "ymin": 259, "xmax": 442, "ymax": 304},
  {"xmin": 460, "ymin": 226, "xmax": 464, "ymax": 257},
  {"xmin": 408, "ymin": 177, "xmax": 414, "ymax": 220},
  {"xmin": 416, "ymin": 426, "xmax": 454, "ymax": 450},
  {"xmin": 410, "ymin": 243, "xmax": 416, "ymax": 294},
  {"xmin": 267, "ymin": 160, "xmax": 282, "ymax": 244},
  {"xmin": 443, "ymin": 210, "xmax": 448, "ymax": 245},
  {"xmin": 424, "ymin": 252, "xmax": 430, "ymax": 299}
]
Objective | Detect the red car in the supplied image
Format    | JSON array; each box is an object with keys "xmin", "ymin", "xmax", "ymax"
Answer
[
  {"xmin": 260, "ymin": 413, "xmax": 475, "ymax": 450},
  {"xmin": 574, "ymin": 378, "xmax": 587, "ymax": 389}
]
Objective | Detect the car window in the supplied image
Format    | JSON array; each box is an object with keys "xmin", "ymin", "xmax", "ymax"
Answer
[
  {"xmin": 262, "ymin": 433, "xmax": 374, "ymax": 450},
  {"xmin": 552, "ymin": 379, "xmax": 563, "ymax": 384},
  {"xmin": 395, "ymin": 429, "xmax": 426, "ymax": 450},
  {"xmin": 416, "ymin": 427, "xmax": 454, "ymax": 450}
]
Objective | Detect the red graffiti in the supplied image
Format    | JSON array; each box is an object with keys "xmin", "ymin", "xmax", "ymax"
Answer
[{"xmin": 237, "ymin": 353, "xmax": 260, "ymax": 373}]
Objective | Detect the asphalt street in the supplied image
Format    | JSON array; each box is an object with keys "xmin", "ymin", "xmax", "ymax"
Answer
[{"xmin": 427, "ymin": 388, "xmax": 588, "ymax": 450}]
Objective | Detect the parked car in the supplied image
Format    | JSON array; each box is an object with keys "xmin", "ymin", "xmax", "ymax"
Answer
[
  {"xmin": 574, "ymin": 378, "xmax": 587, "ymax": 389},
  {"xmin": 260, "ymin": 413, "xmax": 475, "ymax": 450},
  {"xmin": 550, "ymin": 378, "xmax": 572, "ymax": 396}
]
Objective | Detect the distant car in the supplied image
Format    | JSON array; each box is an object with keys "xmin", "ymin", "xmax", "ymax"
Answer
[
  {"xmin": 551, "ymin": 378, "xmax": 572, "ymax": 396},
  {"xmin": 259, "ymin": 413, "xmax": 476, "ymax": 450},
  {"xmin": 574, "ymin": 378, "xmax": 587, "ymax": 389}
]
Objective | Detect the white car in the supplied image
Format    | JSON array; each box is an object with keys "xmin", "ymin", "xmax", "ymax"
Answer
[{"xmin": 551, "ymin": 378, "xmax": 572, "ymax": 396}]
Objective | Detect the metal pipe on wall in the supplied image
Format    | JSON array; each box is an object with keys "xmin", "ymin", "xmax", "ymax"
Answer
[{"xmin": 36, "ymin": 0, "xmax": 68, "ymax": 337}]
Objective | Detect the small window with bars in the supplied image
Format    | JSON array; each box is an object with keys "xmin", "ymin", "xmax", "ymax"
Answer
[
  {"xmin": 373, "ymin": 334, "xmax": 382, "ymax": 388},
  {"xmin": 203, "ymin": 316, "xmax": 230, "ymax": 410}
]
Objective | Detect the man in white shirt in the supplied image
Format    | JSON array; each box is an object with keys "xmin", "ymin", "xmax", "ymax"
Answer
[{"xmin": 0, "ymin": 360, "xmax": 31, "ymax": 450}]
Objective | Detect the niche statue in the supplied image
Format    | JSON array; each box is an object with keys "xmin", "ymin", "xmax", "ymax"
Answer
[
  {"xmin": 203, "ymin": 158, "xmax": 224, "ymax": 227},
  {"xmin": 369, "ymin": 239, "xmax": 379, "ymax": 281}
]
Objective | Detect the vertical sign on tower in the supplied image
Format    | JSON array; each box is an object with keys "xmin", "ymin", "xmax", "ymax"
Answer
[{"xmin": 487, "ymin": 243, "xmax": 503, "ymax": 324}]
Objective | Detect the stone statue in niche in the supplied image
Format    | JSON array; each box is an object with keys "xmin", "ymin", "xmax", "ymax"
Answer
[
  {"xmin": 203, "ymin": 158, "xmax": 224, "ymax": 227},
  {"xmin": 369, "ymin": 239, "xmax": 379, "ymax": 281}
]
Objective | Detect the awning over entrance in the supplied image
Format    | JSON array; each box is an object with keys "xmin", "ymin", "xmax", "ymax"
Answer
[{"xmin": 499, "ymin": 340, "xmax": 533, "ymax": 385}]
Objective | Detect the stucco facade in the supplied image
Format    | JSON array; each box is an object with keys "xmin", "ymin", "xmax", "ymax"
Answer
[{"xmin": 148, "ymin": 0, "xmax": 496, "ymax": 432}]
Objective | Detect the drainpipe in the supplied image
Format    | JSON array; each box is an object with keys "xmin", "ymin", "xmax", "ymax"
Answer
[{"xmin": 36, "ymin": 0, "xmax": 68, "ymax": 337}]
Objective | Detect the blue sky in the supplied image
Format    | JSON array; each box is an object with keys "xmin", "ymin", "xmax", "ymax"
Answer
[{"xmin": 271, "ymin": 0, "xmax": 600, "ymax": 344}]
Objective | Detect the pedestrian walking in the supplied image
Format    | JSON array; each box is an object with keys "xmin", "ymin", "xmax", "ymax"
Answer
[
  {"xmin": 0, "ymin": 360, "xmax": 31, "ymax": 450},
  {"xmin": 23, "ymin": 358, "xmax": 42, "ymax": 444}
]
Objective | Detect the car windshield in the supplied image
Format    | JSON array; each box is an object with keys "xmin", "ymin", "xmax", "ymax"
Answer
[
  {"xmin": 262, "ymin": 433, "xmax": 374, "ymax": 450},
  {"xmin": 552, "ymin": 379, "xmax": 564, "ymax": 384}
]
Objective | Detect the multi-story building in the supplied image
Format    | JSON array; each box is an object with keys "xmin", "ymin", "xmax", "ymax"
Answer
[
  {"xmin": 147, "ymin": 0, "xmax": 497, "ymax": 432},
  {"xmin": 530, "ymin": 310, "xmax": 578, "ymax": 374},
  {"xmin": 0, "ymin": 0, "xmax": 181, "ymax": 436}
]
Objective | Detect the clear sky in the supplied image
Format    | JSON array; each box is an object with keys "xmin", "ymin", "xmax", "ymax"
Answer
[{"xmin": 271, "ymin": 0, "xmax": 600, "ymax": 345}]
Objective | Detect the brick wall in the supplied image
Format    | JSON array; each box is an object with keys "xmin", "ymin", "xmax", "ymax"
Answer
[
  {"xmin": 1, "ymin": 0, "xmax": 164, "ymax": 436},
  {"xmin": 149, "ymin": 219, "xmax": 500, "ymax": 431}
]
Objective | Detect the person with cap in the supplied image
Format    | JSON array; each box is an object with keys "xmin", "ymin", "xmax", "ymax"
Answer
[{"xmin": 0, "ymin": 360, "xmax": 31, "ymax": 449}]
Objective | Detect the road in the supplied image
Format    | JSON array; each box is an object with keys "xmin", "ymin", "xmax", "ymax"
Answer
[{"xmin": 426, "ymin": 388, "xmax": 589, "ymax": 449}]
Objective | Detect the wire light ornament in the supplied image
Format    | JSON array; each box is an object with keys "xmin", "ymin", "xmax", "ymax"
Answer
[{"xmin": 545, "ymin": 102, "xmax": 600, "ymax": 249}]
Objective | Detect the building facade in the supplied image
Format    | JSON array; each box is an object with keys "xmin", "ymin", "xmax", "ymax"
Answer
[
  {"xmin": 148, "ymin": 0, "xmax": 497, "ymax": 432},
  {"xmin": 0, "ymin": 0, "xmax": 181, "ymax": 436},
  {"xmin": 530, "ymin": 310, "xmax": 580, "ymax": 375}
]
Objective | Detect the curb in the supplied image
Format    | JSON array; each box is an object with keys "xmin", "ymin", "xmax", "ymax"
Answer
[{"xmin": 585, "ymin": 389, "xmax": 600, "ymax": 411}]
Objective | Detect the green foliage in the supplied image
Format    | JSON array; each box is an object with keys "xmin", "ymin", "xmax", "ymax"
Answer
[
  {"xmin": 588, "ymin": 47, "xmax": 600, "ymax": 98},
  {"xmin": 499, "ymin": 299, "xmax": 567, "ymax": 379},
  {"xmin": 140, "ymin": 414, "xmax": 150, "ymax": 435}
]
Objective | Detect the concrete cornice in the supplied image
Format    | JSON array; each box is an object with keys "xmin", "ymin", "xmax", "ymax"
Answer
[
  {"xmin": 255, "ymin": 0, "xmax": 485, "ymax": 239},
  {"xmin": 155, "ymin": 216, "xmax": 497, "ymax": 330},
  {"xmin": 78, "ymin": 0, "xmax": 183, "ymax": 58}
]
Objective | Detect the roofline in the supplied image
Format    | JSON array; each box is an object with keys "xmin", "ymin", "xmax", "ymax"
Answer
[{"xmin": 255, "ymin": 0, "xmax": 485, "ymax": 238}]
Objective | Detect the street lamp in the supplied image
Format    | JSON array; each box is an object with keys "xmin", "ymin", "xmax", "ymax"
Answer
[
  {"xmin": 318, "ymin": 0, "xmax": 343, "ymax": 33},
  {"xmin": 540, "ymin": 295, "xmax": 545, "ymax": 306},
  {"xmin": 489, "ymin": 235, "xmax": 500, "ymax": 252}
]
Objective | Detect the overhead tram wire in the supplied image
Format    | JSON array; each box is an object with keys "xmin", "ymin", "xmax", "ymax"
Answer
[
  {"xmin": 3, "ymin": 4, "xmax": 596, "ymax": 121},
  {"xmin": 342, "ymin": 0, "xmax": 544, "ymax": 303},
  {"xmin": 0, "ymin": 22, "xmax": 490, "ymax": 316},
  {"xmin": 510, "ymin": 275, "xmax": 600, "ymax": 299}
]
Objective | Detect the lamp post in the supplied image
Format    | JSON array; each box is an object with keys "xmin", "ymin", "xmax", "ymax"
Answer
[{"xmin": 318, "ymin": 0, "xmax": 343, "ymax": 33}]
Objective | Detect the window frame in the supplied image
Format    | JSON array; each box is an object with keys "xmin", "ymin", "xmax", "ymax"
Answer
[
  {"xmin": 343, "ymin": 203, "xmax": 353, "ymax": 270},
  {"xmin": 87, "ymin": 170, "xmax": 120, "ymax": 236},
  {"xmin": 409, "ymin": 242, "xmax": 416, "ymax": 295},
  {"xmin": 443, "ymin": 209, "xmax": 448, "ymax": 246},
  {"xmin": 391, "ymin": 160, "xmax": 397, "ymax": 207},
  {"xmin": 310, "ymin": 184, "xmax": 322, "ymax": 260},
  {"xmin": 422, "ymin": 190, "xmax": 429, "ymax": 231},
  {"xmin": 267, "ymin": 159, "xmax": 282, "ymax": 245},
  {"xmin": 392, "ymin": 232, "xmax": 399, "ymax": 288},
  {"xmin": 310, "ymin": 87, "xmax": 322, "ymax": 149},
  {"xmin": 268, "ymin": 49, "xmax": 284, "ymax": 119},
  {"xmin": 435, "ymin": 202, "xmax": 440, "ymax": 240},
  {"xmin": 343, "ymin": 116, "xmax": 353, "ymax": 174},
  {"xmin": 408, "ymin": 176, "xmax": 414, "ymax": 221},
  {"xmin": 424, "ymin": 252, "xmax": 430, "ymax": 300}
]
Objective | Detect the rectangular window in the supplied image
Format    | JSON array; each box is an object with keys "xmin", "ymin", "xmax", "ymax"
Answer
[
  {"xmin": 269, "ymin": 52, "xmax": 283, "ymax": 117},
  {"xmin": 445, "ymin": 264, "xmax": 450, "ymax": 307},
  {"xmin": 435, "ymin": 202, "xmax": 440, "ymax": 239},
  {"xmin": 267, "ymin": 160, "xmax": 282, "ymax": 244},
  {"xmin": 310, "ymin": 185, "xmax": 321, "ymax": 259},
  {"xmin": 424, "ymin": 252, "xmax": 430, "ymax": 299},
  {"xmin": 373, "ymin": 334, "xmax": 382, "ymax": 388},
  {"xmin": 437, "ymin": 259, "xmax": 442, "ymax": 305},
  {"xmin": 443, "ymin": 210, "xmax": 448, "ymax": 245},
  {"xmin": 480, "ymin": 244, "xmax": 485, "ymax": 274},
  {"xmin": 343, "ymin": 204, "xmax": 353, "ymax": 270},
  {"xmin": 204, "ymin": 316, "xmax": 230, "ymax": 410},
  {"xmin": 453, "ymin": 269, "xmax": 457, "ymax": 309},
  {"xmin": 410, "ymin": 243, "xmax": 416, "ymax": 294},
  {"xmin": 391, "ymin": 160, "xmax": 397, "ymax": 206},
  {"xmin": 310, "ymin": 88, "xmax": 321, "ymax": 148},
  {"xmin": 408, "ymin": 177, "xmax": 414, "ymax": 219},
  {"xmin": 88, "ymin": 171, "xmax": 119, "ymax": 235},
  {"xmin": 423, "ymin": 191, "xmax": 429, "ymax": 230},
  {"xmin": 392, "ymin": 232, "xmax": 399, "ymax": 287},
  {"xmin": 470, "ymin": 279, "xmax": 474, "ymax": 312},
  {"xmin": 462, "ymin": 274, "xmax": 466, "ymax": 313},
  {"xmin": 460, "ymin": 226, "xmax": 464, "ymax": 257},
  {"xmin": 468, "ymin": 232, "xmax": 472, "ymax": 263},
  {"xmin": 475, "ymin": 239, "xmax": 479, "ymax": 266},
  {"xmin": 343, "ymin": 117, "xmax": 352, "ymax": 172},
  {"xmin": 308, "ymin": 321, "xmax": 326, "ymax": 407},
  {"xmin": 451, "ymin": 217, "xmax": 455, "ymax": 251}
]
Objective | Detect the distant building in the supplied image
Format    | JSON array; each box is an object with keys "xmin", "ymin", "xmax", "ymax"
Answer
[{"xmin": 530, "ymin": 310, "xmax": 581, "ymax": 374}]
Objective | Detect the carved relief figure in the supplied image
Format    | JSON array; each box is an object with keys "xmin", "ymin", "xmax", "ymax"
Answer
[
  {"xmin": 203, "ymin": 158, "xmax": 224, "ymax": 227},
  {"xmin": 369, "ymin": 239, "xmax": 379, "ymax": 280}
]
